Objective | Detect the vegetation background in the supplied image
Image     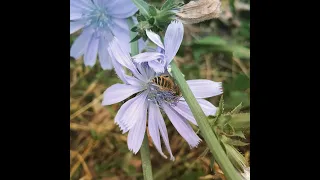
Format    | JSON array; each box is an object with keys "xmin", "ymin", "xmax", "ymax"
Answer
[{"xmin": 70, "ymin": 0, "xmax": 250, "ymax": 179}]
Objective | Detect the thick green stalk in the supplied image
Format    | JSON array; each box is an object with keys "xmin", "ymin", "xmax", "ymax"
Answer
[
  {"xmin": 140, "ymin": 134, "xmax": 153, "ymax": 180},
  {"xmin": 127, "ymin": 17, "xmax": 153, "ymax": 180},
  {"xmin": 170, "ymin": 62, "xmax": 242, "ymax": 180}
]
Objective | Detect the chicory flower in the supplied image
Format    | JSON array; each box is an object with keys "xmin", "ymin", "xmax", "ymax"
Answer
[
  {"xmin": 132, "ymin": 20, "xmax": 184, "ymax": 73},
  {"xmin": 103, "ymin": 39, "xmax": 223, "ymax": 160},
  {"xmin": 70, "ymin": 0, "xmax": 144, "ymax": 69}
]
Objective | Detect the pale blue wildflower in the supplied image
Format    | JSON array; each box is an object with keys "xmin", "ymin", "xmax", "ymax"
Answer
[
  {"xmin": 132, "ymin": 20, "xmax": 184, "ymax": 73},
  {"xmin": 70, "ymin": 0, "xmax": 145, "ymax": 69},
  {"xmin": 102, "ymin": 39, "xmax": 223, "ymax": 160}
]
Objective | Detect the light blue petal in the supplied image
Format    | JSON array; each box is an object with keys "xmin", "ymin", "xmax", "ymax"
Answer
[
  {"xmin": 148, "ymin": 102, "xmax": 166, "ymax": 159},
  {"xmin": 127, "ymin": 101, "xmax": 148, "ymax": 154},
  {"xmin": 149, "ymin": 102, "xmax": 174, "ymax": 160},
  {"xmin": 92, "ymin": 0, "xmax": 104, "ymax": 7},
  {"xmin": 70, "ymin": 12, "xmax": 83, "ymax": 21},
  {"xmin": 148, "ymin": 60, "xmax": 165, "ymax": 73},
  {"xmin": 132, "ymin": 52, "xmax": 164, "ymax": 63},
  {"xmin": 106, "ymin": 0, "xmax": 138, "ymax": 18},
  {"xmin": 164, "ymin": 20, "xmax": 184, "ymax": 64},
  {"xmin": 108, "ymin": 38, "xmax": 135, "ymax": 71},
  {"xmin": 98, "ymin": 38, "xmax": 113, "ymax": 70},
  {"xmin": 108, "ymin": 46, "xmax": 129, "ymax": 84},
  {"xmin": 125, "ymin": 75, "xmax": 145, "ymax": 87},
  {"xmin": 84, "ymin": 35, "xmax": 99, "ymax": 67},
  {"xmin": 172, "ymin": 101, "xmax": 197, "ymax": 125},
  {"xmin": 70, "ymin": 28, "xmax": 94, "ymax": 59},
  {"xmin": 115, "ymin": 91, "xmax": 148, "ymax": 134},
  {"xmin": 146, "ymin": 30, "xmax": 165, "ymax": 49},
  {"xmin": 162, "ymin": 103, "xmax": 201, "ymax": 148},
  {"xmin": 108, "ymin": 38, "xmax": 147, "ymax": 82},
  {"xmin": 197, "ymin": 99, "xmax": 218, "ymax": 116},
  {"xmin": 110, "ymin": 17, "xmax": 131, "ymax": 53},
  {"xmin": 70, "ymin": 20, "xmax": 85, "ymax": 34},
  {"xmin": 144, "ymin": 65, "xmax": 156, "ymax": 80},
  {"xmin": 173, "ymin": 99, "xmax": 217, "ymax": 125},
  {"xmin": 102, "ymin": 83, "xmax": 144, "ymax": 106},
  {"xmin": 187, "ymin": 80, "xmax": 223, "ymax": 98},
  {"xmin": 135, "ymin": 63, "xmax": 156, "ymax": 80},
  {"xmin": 138, "ymin": 38, "xmax": 147, "ymax": 53},
  {"xmin": 70, "ymin": 0, "xmax": 94, "ymax": 12}
]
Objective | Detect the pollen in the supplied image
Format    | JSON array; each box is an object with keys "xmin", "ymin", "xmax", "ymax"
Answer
[
  {"xmin": 82, "ymin": 7, "xmax": 114, "ymax": 33},
  {"xmin": 147, "ymin": 83, "xmax": 181, "ymax": 107}
]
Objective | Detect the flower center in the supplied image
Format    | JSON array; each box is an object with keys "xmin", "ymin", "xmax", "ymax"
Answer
[
  {"xmin": 147, "ymin": 82, "xmax": 181, "ymax": 107},
  {"xmin": 83, "ymin": 7, "xmax": 114, "ymax": 34}
]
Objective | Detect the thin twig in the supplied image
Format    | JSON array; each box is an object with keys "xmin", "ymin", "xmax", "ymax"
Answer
[
  {"xmin": 70, "ymin": 139, "xmax": 99, "ymax": 178},
  {"xmin": 70, "ymin": 94, "xmax": 104, "ymax": 120},
  {"xmin": 232, "ymin": 57, "xmax": 250, "ymax": 78}
]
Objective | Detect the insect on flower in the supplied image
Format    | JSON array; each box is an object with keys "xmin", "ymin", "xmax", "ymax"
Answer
[
  {"xmin": 151, "ymin": 75, "xmax": 182, "ymax": 97},
  {"xmin": 103, "ymin": 38, "xmax": 223, "ymax": 160},
  {"xmin": 176, "ymin": 0, "xmax": 221, "ymax": 24}
]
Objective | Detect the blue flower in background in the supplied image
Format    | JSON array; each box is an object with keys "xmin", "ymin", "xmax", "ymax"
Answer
[
  {"xmin": 103, "ymin": 39, "xmax": 223, "ymax": 160},
  {"xmin": 132, "ymin": 20, "xmax": 184, "ymax": 73},
  {"xmin": 70, "ymin": 0, "xmax": 143, "ymax": 69}
]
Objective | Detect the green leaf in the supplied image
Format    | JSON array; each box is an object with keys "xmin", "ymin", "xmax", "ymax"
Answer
[
  {"xmin": 194, "ymin": 36, "xmax": 228, "ymax": 46},
  {"xmin": 137, "ymin": 14, "xmax": 147, "ymax": 21},
  {"xmin": 224, "ymin": 73, "xmax": 250, "ymax": 92},
  {"xmin": 155, "ymin": 11, "xmax": 175, "ymax": 23},
  {"xmin": 199, "ymin": 147, "xmax": 210, "ymax": 158},
  {"xmin": 131, "ymin": 0, "xmax": 150, "ymax": 17},
  {"xmin": 229, "ymin": 0, "xmax": 236, "ymax": 15},
  {"xmin": 230, "ymin": 102, "xmax": 243, "ymax": 114},
  {"xmin": 129, "ymin": 34, "xmax": 141, "ymax": 43},
  {"xmin": 161, "ymin": 0, "xmax": 175, "ymax": 10},
  {"xmin": 224, "ymin": 143, "xmax": 248, "ymax": 173},
  {"xmin": 225, "ymin": 91, "xmax": 250, "ymax": 110},
  {"xmin": 229, "ymin": 113, "xmax": 250, "ymax": 131},
  {"xmin": 148, "ymin": 17, "xmax": 155, "ymax": 25},
  {"xmin": 180, "ymin": 171, "xmax": 204, "ymax": 180},
  {"xmin": 153, "ymin": 163, "xmax": 173, "ymax": 180},
  {"xmin": 225, "ymin": 138, "xmax": 249, "ymax": 147},
  {"xmin": 149, "ymin": 5, "xmax": 158, "ymax": 16},
  {"xmin": 90, "ymin": 129, "xmax": 99, "ymax": 140},
  {"xmin": 231, "ymin": 45, "xmax": 250, "ymax": 59},
  {"xmin": 131, "ymin": 26, "xmax": 138, "ymax": 32},
  {"xmin": 232, "ymin": 131, "xmax": 246, "ymax": 139},
  {"xmin": 215, "ymin": 95, "xmax": 224, "ymax": 123},
  {"xmin": 216, "ymin": 114, "xmax": 232, "ymax": 127},
  {"xmin": 210, "ymin": 155, "xmax": 215, "ymax": 172}
]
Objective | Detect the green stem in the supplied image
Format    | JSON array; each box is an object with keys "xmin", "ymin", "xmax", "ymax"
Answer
[
  {"xmin": 127, "ymin": 18, "xmax": 139, "ymax": 55},
  {"xmin": 127, "ymin": 17, "xmax": 153, "ymax": 180},
  {"xmin": 170, "ymin": 62, "xmax": 242, "ymax": 180},
  {"xmin": 140, "ymin": 134, "xmax": 153, "ymax": 180}
]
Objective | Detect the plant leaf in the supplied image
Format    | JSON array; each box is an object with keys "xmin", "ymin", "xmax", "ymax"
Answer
[
  {"xmin": 194, "ymin": 36, "xmax": 227, "ymax": 46},
  {"xmin": 230, "ymin": 102, "xmax": 243, "ymax": 114},
  {"xmin": 149, "ymin": 5, "xmax": 158, "ymax": 16},
  {"xmin": 161, "ymin": 0, "xmax": 175, "ymax": 10},
  {"xmin": 131, "ymin": 0, "xmax": 150, "ymax": 17},
  {"xmin": 214, "ymin": 95, "xmax": 224, "ymax": 123},
  {"xmin": 130, "ymin": 35, "xmax": 141, "ymax": 43},
  {"xmin": 131, "ymin": 26, "xmax": 138, "ymax": 32},
  {"xmin": 225, "ymin": 138, "xmax": 249, "ymax": 147},
  {"xmin": 229, "ymin": 113, "xmax": 250, "ymax": 131}
]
